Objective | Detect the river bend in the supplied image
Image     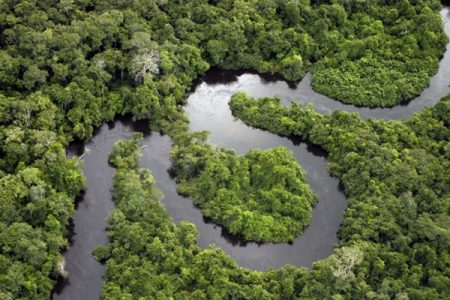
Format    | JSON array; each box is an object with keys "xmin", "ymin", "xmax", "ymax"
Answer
[{"xmin": 53, "ymin": 7, "xmax": 450, "ymax": 300}]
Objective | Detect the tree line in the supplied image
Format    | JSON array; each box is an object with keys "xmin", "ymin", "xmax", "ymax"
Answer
[
  {"xmin": 95, "ymin": 134, "xmax": 309, "ymax": 299},
  {"xmin": 0, "ymin": 0, "xmax": 448, "ymax": 298},
  {"xmin": 96, "ymin": 90, "xmax": 450, "ymax": 298},
  {"xmin": 229, "ymin": 92, "xmax": 450, "ymax": 298},
  {"xmin": 171, "ymin": 142, "xmax": 317, "ymax": 243}
]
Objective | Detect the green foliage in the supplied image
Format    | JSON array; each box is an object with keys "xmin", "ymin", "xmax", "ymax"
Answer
[
  {"xmin": 311, "ymin": 2, "xmax": 448, "ymax": 107},
  {"xmin": 98, "ymin": 137, "xmax": 308, "ymax": 299},
  {"xmin": 0, "ymin": 1, "xmax": 444, "ymax": 118},
  {"xmin": 230, "ymin": 93, "xmax": 450, "ymax": 298},
  {"xmin": 192, "ymin": 0, "xmax": 447, "ymax": 106},
  {"xmin": 172, "ymin": 144, "xmax": 317, "ymax": 242},
  {"xmin": 0, "ymin": 0, "xmax": 449, "ymax": 298},
  {"xmin": 0, "ymin": 166, "xmax": 84, "ymax": 299},
  {"xmin": 312, "ymin": 56, "xmax": 434, "ymax": 107},
  {"xmin": 108, "ymin": 133, "xmax": 143, "ymax": 169},
  {"xmin": 0, "ymin": 93, "xmax": 85, "ymax": 298}
]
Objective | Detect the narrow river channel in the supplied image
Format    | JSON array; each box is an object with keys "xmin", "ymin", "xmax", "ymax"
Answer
[{"xmin": 53, "ymin": 6, "xmax": 450, "ymax": 300}]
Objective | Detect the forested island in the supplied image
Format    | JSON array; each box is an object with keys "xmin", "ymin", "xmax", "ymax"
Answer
[
  {"xmin": 172, "ymin": 143, "xmax": 317, "ymax": 242},
  {"xmin": 0, "ymin": 0, "xmax": 449, "ymax": 299}
]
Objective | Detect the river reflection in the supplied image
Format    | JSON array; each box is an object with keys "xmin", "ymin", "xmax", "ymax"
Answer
[
  {"xmin": 192, "ymin": 8, "xmax": 450, "ymax": 121},
  {"xmin": 54, "ymin": 6, "xmax": 450, "ymax": 300},
  {"xmin": 52, "ymin": 118, "xmax": 150, "ymax": 300}
]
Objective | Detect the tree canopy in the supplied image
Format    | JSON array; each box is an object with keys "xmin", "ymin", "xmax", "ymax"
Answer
[
  {"xmin": 0, "ymin": 0, "xmax": 449, "ymax": 299},
  {"xmin": 96, "ymin": 136, "xmax": 309, "ymax": 300},
  {"xmin": 171, "ymin": 143, "xmax": 317, "ymax": 242},
  {"xmin": 229, "ymin": 92, "xmax": 450, "ymax": 299}
]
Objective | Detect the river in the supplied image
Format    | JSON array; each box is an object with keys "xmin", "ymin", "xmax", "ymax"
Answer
[{"xmin": 52, "ymin": 6, "xmax": 450, "ymax": 300}]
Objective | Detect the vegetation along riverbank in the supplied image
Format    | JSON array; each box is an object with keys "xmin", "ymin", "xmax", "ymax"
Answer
[{"xmin": 0, "ymin": 0, "xmax": 449, "ymax": 299}]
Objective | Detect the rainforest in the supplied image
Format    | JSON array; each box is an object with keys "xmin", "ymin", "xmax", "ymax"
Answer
[{"xmin": 0, "ymin": 0, "xmax": 449, "ymax": 299}]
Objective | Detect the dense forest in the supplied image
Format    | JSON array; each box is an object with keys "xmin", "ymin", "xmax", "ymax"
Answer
[
  {"xmin": 0, "ymin": 0, "xmax": 449, "ymax": 299},
  {"xmin": 96, "ymin": 92, "xmax": 450, "ymax": 299},
  {"xmin": 230, "ymin": 93, "xmax": 450, "ymax": 298},
  {"xmin": 94, "ymin": 135, "xmax": 309, "ymax": 299},
  {"xmin": 171, "ymin": 143, "xmax": 317, "ymax": 242}
]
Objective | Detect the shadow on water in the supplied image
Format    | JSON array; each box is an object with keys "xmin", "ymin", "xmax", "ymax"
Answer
[
  {"xmin": 52, "ymin": 116, "xmax": 150, "ymax": 300},
  {"xmin": 53, "ymin": 6, "xmax": 450, "ymax": 299},
  {"xmin": 176, "ymin": 78, "xmax": 347, "ymax": 270},
  {"xmin": 190, "ymin": 8, "xmax": 450, "ymax": 120}
]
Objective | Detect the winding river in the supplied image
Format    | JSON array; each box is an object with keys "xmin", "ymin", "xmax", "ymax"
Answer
[{"xmin": 53, "ymin": 7, "xmax": 450, "ymax": 300}]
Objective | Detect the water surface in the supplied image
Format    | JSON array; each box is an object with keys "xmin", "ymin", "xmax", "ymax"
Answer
[
  {"xmin": 189, "ymin": 7, "xmax": 450, "ymax": 121},
  {"xmin": 52, "ymin": 119, "xmax": 150, "ymax": 300},
  {"xmin": 53, "ymin": 6, "xmax": 450, "ymax": 299}
]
